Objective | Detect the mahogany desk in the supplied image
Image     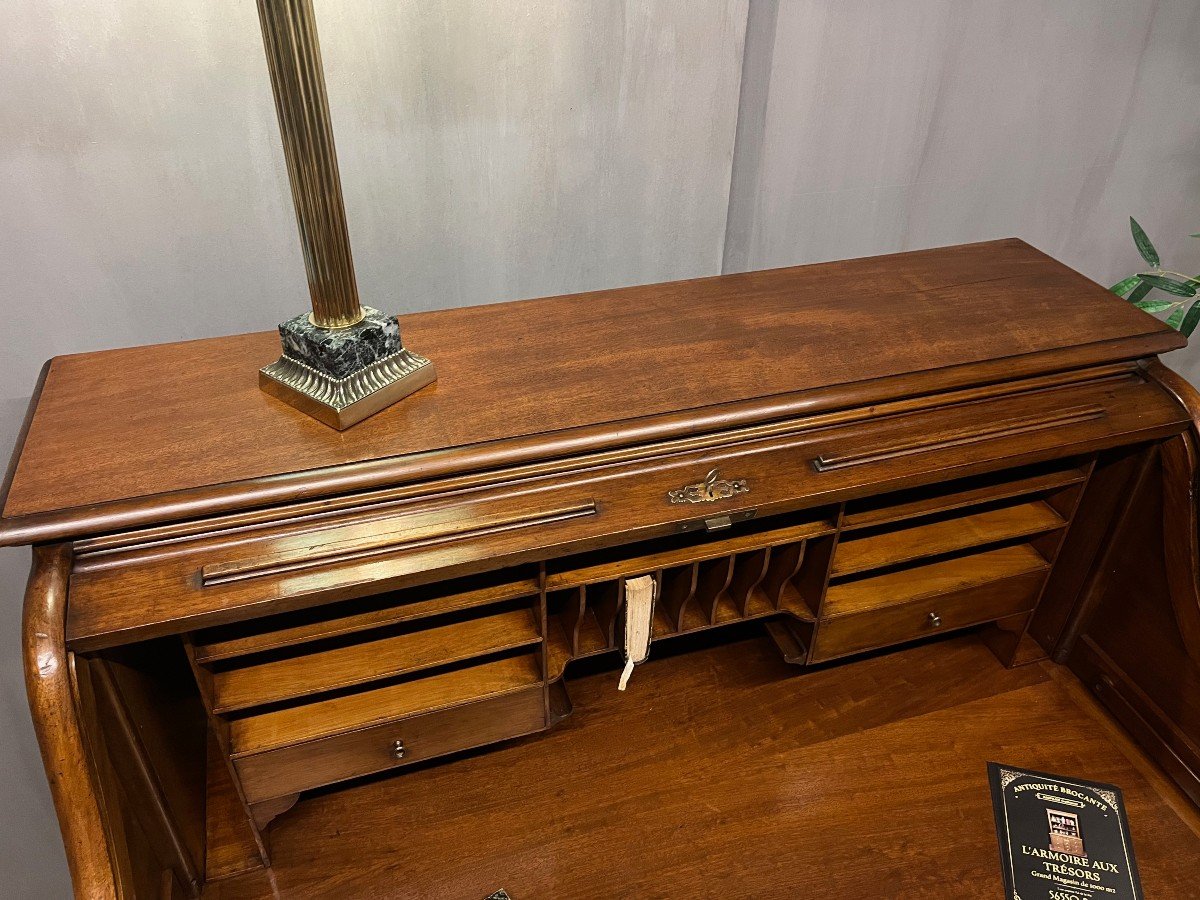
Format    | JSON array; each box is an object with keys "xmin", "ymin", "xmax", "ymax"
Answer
[{"xmin": 6, "ymin": 239, "xmax": 1200, "ymax": 897}]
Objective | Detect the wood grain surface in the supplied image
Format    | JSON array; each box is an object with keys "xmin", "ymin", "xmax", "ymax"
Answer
[
  {"xmin": 203, "ymin": 634, "xmax": 1200, "ymax": 899},
  {"xmin": 21, "ymin": 545, "xmax": 119, "ymax": 898},
  {"xmin": 208, "ymin": 607, "xmax": 541, "ymax": 713},
  {"xmin": 823, "ymin": 544, "xmax": 1049, "ymax": 616},
  {"xmin": 228, "ymin": 653, "xmax": 543, "ymax": 757},
  {"xmin": 63, "ymin": 371, "xmax": 1185, "ymax": 651},
  {"xmin": 2, "ymin": 239, "xmax": 1183, "ymax": 523},
  {"xmin": 831, "ymin": 498, "xmax": 1064, "ymax": 576},
  {"xmin": 12, "ymin": 243, "xmax": 1199, "ymax": 898},
  {"xmin": 841, "ymin": 461, "xmax": 1087, "ymax": 530}
]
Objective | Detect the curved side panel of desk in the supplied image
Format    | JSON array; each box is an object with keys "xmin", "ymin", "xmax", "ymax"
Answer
[
  {"xmin": 23, "ymin": 544, "xmax": 120, "ymax": 899},
  {"xmin": 1066, "ymin": 360, "xmax": 1200, "ymax": 809}
]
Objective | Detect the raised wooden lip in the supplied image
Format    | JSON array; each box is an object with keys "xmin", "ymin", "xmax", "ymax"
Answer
[{"xmin": 0, "ymin": 335, "xmax": 1184, "ymax": 549}]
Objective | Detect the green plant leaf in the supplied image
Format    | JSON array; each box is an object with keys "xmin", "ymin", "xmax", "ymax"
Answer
[
  {"xmin": 1127, "ymin": 280, "xmax": 1153, "ymax": 304},
  {"xmin": 1191, "ymin": 232, "xmax": 1200, "ymax": 238},
  {"xmin": 1139, "ymin": 274, "xmax": 1197, "ymax": 297},
  {"xmin": 1182, "ymin": 301, "xmax": 1200, "ymax": 337},
  {"xmin": 1130, "ymin": 217, "xmax": 1160, "ymax": 267},
  {"xmin": 1167, "ymin": 306, "xmax": 1187, "ymax": 329},
  {"xmin": 1133, "ymin": 299, "xmax": 1177, "ymax": 313},
  {"xmin": 1109, "ymin": 276, "xmax": 1140, "ymax": 296}
]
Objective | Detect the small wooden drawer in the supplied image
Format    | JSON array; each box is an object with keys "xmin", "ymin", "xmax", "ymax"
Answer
[
  {"xmin": 810, "ymin": 569, "xmax": 1045, "ymax": 663},
  {"xmin": 234, "ymin": 685, "xmax": 546, "ymax": 803}
]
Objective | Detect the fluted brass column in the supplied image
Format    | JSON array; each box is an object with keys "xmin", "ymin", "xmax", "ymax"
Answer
[
  {"xmin": 257, "ymin": 0, "xmax": 362, "ymax": 328},
  {"xmin": 255, "ymin": 0, "xmax": 435, "ymax": 429}
]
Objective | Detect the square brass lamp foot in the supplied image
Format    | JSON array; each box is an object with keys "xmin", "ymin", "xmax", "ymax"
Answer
[
  {"xmin": 260, "ymin": 348, "xmax": 435, "ymax": 430},
  {"xmin": 260, "ymin": 307, "xmax": 436, "ymax": 430}
]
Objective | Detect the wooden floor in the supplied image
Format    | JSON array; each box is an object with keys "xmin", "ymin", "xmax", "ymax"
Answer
[{"xmin": 207, "ymin": 629, "xmax": 1200, "ymax": 899}]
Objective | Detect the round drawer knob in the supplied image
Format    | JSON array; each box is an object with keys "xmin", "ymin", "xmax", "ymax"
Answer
[
  {"xmin": 928, "ymin": 612, "xmax": 942, "ymax": 628},
  {"xmin": 392, "ymin": 739, "xmax": 405, "ymax": 760}
]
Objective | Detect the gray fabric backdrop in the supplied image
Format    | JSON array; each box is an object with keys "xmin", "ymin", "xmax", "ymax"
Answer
[{"xmin": 2, "ymin": 1, "xmax": 1198, "ymax": 893}]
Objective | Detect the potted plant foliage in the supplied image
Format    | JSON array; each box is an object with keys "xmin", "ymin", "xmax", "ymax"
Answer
[{"xmin": 1110, "ymin": 218, "xmax": 1200, "ymax": 335}]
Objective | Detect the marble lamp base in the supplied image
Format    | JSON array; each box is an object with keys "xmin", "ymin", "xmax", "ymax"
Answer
[{"xmin": 260, "ymin": 307, "xmax": 436, "ymax": 430}]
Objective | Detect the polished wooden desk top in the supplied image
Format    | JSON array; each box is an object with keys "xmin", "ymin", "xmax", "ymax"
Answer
[
  {"xmin": 10, "ymin": 239, "xmax": 1200, "ymax": 900},
  {"xmin": 0, "ymin": 238, "xmax": 1182, "ymax": 544}
]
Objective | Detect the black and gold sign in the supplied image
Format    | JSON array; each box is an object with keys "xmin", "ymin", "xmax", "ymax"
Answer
[{"xmin": 988, "ymin": 763, "xmax": 1142, "ymax": 899}]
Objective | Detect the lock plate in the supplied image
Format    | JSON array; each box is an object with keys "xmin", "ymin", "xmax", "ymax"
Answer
[{"xmin": 677, "ymin": 508, "xmax": 757, "ymax": 534}]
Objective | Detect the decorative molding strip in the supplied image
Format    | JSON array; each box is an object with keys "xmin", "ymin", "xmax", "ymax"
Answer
[
  {"xmin": 813, "ymin": 406, "xmax": 1107, "ymax": 472},
  {"xmin": 202, "ymin": 501, "xmax": 597, "ymax": 586}
]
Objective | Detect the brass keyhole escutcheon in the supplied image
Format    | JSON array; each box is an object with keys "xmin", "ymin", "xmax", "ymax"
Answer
[
  {"xmin": 392, "ymin": 739, "xmax": 405, "ymax": 760},
  {"xmin": 928, "ymin": 612, "xmax": 942, "ymax": 628}
]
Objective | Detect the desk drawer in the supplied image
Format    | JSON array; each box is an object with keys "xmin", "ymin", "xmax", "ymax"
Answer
[
  {"xmin": 810, "ymin": 565, "xmax": 1045, "ymax": 663},
  {"xmin": 234, "ymin": 684, "xmax": 546, "ymax": 803}
]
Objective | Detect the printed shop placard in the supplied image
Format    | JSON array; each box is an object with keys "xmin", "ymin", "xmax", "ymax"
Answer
[{"xmin": 988, "ymin": 763, "xmax": 1142, "ymax": 900}]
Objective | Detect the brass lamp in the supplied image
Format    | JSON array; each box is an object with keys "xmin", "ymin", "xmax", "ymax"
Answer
[{"xmin": 255, "ymin": 0, "xmax": 435, "ymax": 429}]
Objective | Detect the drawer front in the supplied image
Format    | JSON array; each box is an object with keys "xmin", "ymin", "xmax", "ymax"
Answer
[
  {"xmin": 234, "ymin": 685, "xmax": 546, "ymax": 803},
  {"xmin": 810, "ymin": 569, "xmax": 1044, "ymax": 663}
]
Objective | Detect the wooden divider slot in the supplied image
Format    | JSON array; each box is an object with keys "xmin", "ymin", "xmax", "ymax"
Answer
[
  {"xmin": 649, "ymin": 569, "xmax": 674, "ymax": 637},
  {"xmin": 784, "ymin": 535, "xmax": 837, "ymax": 622},
  {"xmin": 762, "ymin": 542, "xmax": 806, "ymax": 609},
  {"xmin": 545, "ymin": 584, "xmax": 615, "ymax": 681},
  {"xmin": 586, "ymin": 581, "xmax": 623, "ymax": 649},
  {"xmin": 577, "ymin": 605, "xmax": 609, "ymax": 656},
  {"xmin": 695, "ymin": 557, "xmax": 736, "ymax": 626},
  {"xmin": 548, "ymin": 587, "xmax": 586, "ymax": 657},
  {"xmin": 729, "ymin": 549, "xmax": 773, "ymax": 617},
  {"xmin": 659, "ymin": 564, "xmax": 699, "ymax": 633},
  {"xmin": 546, "ymin": 621, "xmax": 572, "ymax": 682}
]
